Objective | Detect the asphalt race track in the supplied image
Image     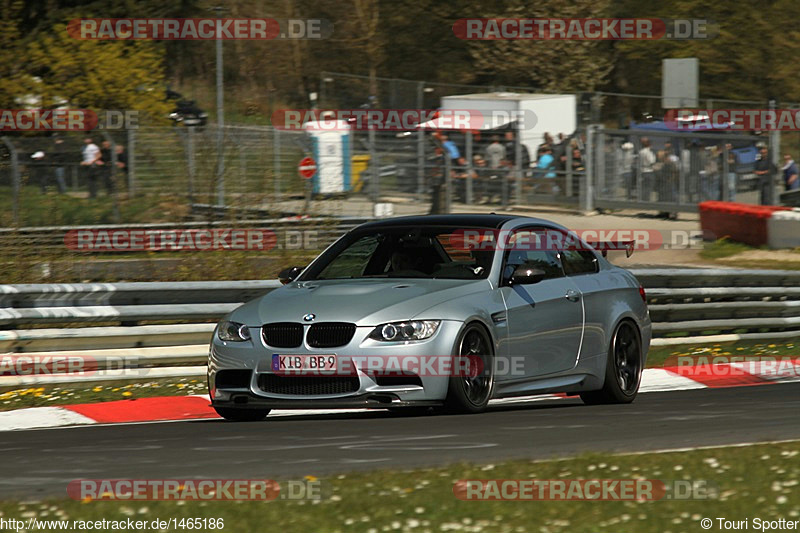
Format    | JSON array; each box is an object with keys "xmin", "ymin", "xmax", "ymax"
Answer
[{"xmin": 2, "ymin": 383, "xmax": 799, "ymax": 499}]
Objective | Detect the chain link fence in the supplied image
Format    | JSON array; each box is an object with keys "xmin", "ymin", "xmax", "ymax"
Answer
[
  {"xmin": 0, "ymin": 122, "xmax": 780, "ymax": 230},
  {"xmin": 589, "ymin": 126, "xmax": 775, "ymax": 213}
]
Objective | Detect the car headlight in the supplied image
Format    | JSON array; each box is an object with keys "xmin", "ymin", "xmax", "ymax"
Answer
[
  {"xmin": 217, "ymin": 321, "xmax": 251, "ymax": 342},
  {"xmin": 369, "ymin": 320, "xmax": 440, "ymax": 342}
]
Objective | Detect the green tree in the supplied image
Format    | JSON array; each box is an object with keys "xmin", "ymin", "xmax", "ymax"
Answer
[
  {"xmin": 0, "ymin": 0, "xmax": 37, "ymax": 108},
  {"xmin": 461, "ymin": 0, "xmax": 614, "ymax": 92},
  {"xmin": 612, "ymin": 0, "xmax": 800, "ymax": 104},
  {"xmin": 28, "ymin": 22, "xmax": 171, "ymax": 122}
]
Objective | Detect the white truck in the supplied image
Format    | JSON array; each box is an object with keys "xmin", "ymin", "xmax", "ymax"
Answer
[{"xmin": 438, "ymin": 92, "xmax": 577, "ymax": 157}]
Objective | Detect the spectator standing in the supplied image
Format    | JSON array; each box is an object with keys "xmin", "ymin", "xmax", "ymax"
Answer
[
  {"xmin": 535, "ymin": 146, "xmax": 557, "ymax": 194},
  {"xmin": 620, "ymin": 142, "xmax": 635, "ymax": 199},
  {"xmin": 638, "ymin": 138, "xmax": 656, "ymax": 201},
  {"xmin": 754, "ymin": 144, "xmax": 776, "ymax": 204},
  {"xmin": 724, "ymin": 143, "xmax": 737, "ymax": 201},
  {"xmin": 485, "ymin": 136, "xmax": 506, "ymax": 170},
  {"xmin": 553, "ymin": 133, "xmax": 568, "ymax": 171},
  {"xmin": 30, "ymin": 151, "xmax": 49, "ymax": 194},
  {"xmin": 656, "ymin": 146, "xmax": 679, "ymax": 218},
  {"xmin": 115, "ymin": 144, "xmax": 128, "ymax": 190},
  {"xmin": 782, "ymin": 154, "xmax": 799, "ymax": 191},
  {"xmin": 570, "ymin": 147, "xmax": 584, "ymax": 173},
  {"xmin": 537, "ymin": 147, "xmax": 557, "ymax": 178},
  {"xmin": 471, "ymin": 154, "xmax": 493, "ymax": 202},
  {"xmin": 701, "ymin": 146, "xmax": 720, "ymax": 201},
  {"xmin": 80, "ymin": 136, "xmax": 102, "ymax": 198},
  {"xmin": 503, "ymin": 131, "xmax": 530, "ymax": 174},
  {"xmin": 537, "ymin": 133, "xmax": 554, "ymax": 159},
  {"xmin": 50, "ymin": 136, "xmax": 68, "ymax": 194},
  {"xmin": 441, "ymin": 134, "xmax": 460, "ymax": 162},
  {"xmin": 100, "ymin": 139, "xmax": 115, "ymax": 195}
]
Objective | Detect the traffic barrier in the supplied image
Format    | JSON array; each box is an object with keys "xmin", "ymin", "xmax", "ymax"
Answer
[
  {"xmin": 1, "ymin": 269, "xmax": 799, "ymax": 388},
  {"xmin": 699, "ymin": 201, "xmax": 791, "ymax": 247},
  {"xmin": 767, "ymin": 209, "xmax": 800, "ymax": 249}
]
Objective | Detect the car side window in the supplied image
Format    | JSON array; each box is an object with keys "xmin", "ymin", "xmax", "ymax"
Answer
[
  {"xmin": 502, "ymin": 230, "xmax": 564, "ymax": 282},
  {"xmin": 317, "ymin": 235, "xmax": 381, "ymax": 279},
  {"xmin": 560, "ymin": 248, "xmax": 599, "ymax": 276}
]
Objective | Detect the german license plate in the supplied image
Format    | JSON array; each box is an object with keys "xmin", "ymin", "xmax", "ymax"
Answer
[{"xmin": 272, "ymin": 354, "xmax": 338, "ymax": 374}]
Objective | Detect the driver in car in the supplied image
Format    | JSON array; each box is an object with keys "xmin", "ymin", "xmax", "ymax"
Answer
[{"xmin": 390, "ymin": 250, "xmax": 423, "ymax": 273}]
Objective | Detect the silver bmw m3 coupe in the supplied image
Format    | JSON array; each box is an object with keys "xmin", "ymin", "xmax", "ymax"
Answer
[{"xmin": 208, "ymin": 214, "xmax": 651, "ymax": 421}]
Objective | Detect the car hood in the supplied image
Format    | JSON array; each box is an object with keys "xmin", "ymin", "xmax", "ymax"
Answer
[{"xmin": 230, "ymin": 278, "xmax": 490, "ymax": 326}]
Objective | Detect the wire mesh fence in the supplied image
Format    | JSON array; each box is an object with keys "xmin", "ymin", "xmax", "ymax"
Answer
[
  {"xmin": 591, "ymin": 127, "xmax": 775, "ymax": 213},
  {"xmin": 0, "ymin": 121, "xmax": 779, "ymax": 231}
]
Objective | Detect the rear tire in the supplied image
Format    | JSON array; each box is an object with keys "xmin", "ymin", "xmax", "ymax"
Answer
[
  {"xmin": 444, "ymin": 324, "xmax": 494, "ymax": 413},
  {"xmin": 580, "ymin": 320, "xmax": 642, "ymax": 405},
  {"xmin": 213, "ymin": 407, "xmax": 271, "ymax": 421}
]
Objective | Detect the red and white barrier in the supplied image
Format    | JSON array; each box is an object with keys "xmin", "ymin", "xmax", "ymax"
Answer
[{"xmin": 699, "ymin": 201, "xmax": 799, "ymax": 248}]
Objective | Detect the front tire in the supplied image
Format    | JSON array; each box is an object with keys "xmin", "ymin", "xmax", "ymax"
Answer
[
  {"xmin": 444, "ymin": 324, "xmax": 495, "ymax": 413},
  {"xmin": 213, "ymin": 407, "xmax": 271, "ymax": 421},
  {"xmin": 580, "ymin": 320, "xmax": 642, "ymax": 405}
]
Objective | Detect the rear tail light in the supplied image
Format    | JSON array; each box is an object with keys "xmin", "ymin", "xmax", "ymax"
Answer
[{"xmin": 639, "ymin": 284, "xmax": 647, "ymax": 303}]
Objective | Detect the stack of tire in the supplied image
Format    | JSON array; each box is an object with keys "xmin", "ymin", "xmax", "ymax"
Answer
[{"xmin": 699, "ymin": 201, "xmax": 800, "ymax": 248}]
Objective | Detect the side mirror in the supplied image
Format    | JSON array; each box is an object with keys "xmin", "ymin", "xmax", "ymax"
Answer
[
  {"xmin": 278, "ymin": 266, "xmax": 304, "ymax": 285},
  {"xmin": 510, "ymin": 266, "xmax": 546, "ymax": 285}
]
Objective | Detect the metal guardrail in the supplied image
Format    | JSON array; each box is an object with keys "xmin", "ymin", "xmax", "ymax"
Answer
[{"xmin": 2, "ymin": 269, "xmax": 800, "ymax": 389}]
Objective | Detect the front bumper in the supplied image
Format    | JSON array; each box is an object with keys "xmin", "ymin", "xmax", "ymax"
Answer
[{"xmin": 208, "ymin": 320, "xmax": 464, "ymax": 408}]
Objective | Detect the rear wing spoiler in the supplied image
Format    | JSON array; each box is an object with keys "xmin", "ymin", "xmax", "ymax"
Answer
[{"xmin": 585, "ymin": 240, "xmax": 636, "ymax": 258}]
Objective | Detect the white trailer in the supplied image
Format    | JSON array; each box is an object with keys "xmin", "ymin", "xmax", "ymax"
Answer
[{"xmin": 439, "ymin": 92, "xmax": 577, "ymax": 157}]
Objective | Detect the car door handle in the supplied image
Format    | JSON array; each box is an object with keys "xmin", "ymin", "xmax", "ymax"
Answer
[{"xmin": 565, "ymin": 289, "xmax": 580, "ymax": 302}]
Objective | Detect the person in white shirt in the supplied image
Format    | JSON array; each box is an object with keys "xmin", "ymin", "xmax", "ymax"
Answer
[
  {"xmin": 638, "ymin": 137, "xmax": 656, "ymax": 201},
  {"xmin": 80, "ymin": 137, "xmax": 103, "ymax": 198}
]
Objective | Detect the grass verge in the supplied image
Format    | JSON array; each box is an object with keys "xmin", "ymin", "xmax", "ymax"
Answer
[
  {"xmin": 646, "ymin": 337, "xmax": 800, "ymax": 368},
  {"xmin": 1, "ymin": 441, "xmax": 798, "ymax": 532},
  {"xmin": 0, "ymin": 377, "xmax": 206, "ymax": 411},
  {"xmin": 699, "ymin": 238, "xmax": 756, "ymax": 260},
  {"xmin": 699, "ymin": 238, "xmax": 800, "ymax": 270}
]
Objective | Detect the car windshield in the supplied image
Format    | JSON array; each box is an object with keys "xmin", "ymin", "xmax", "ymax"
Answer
[{"xmin": 300, "ymin": 226, "xmax": 495, "ymax": 281}]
